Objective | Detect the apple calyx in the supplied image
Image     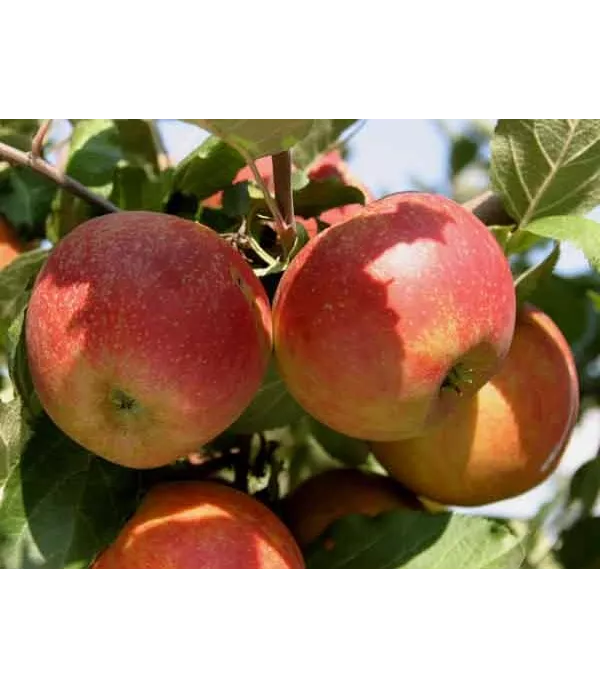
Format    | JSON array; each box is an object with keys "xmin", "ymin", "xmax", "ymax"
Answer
[{"xmin": 109, "ymin": 388, "xmax": 140, "ymax": 413}]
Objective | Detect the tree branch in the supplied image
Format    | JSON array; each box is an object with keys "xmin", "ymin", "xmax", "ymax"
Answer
[
  {"xmin": 0, "ymin": 141, "xmax": 119, "ymax": 214},
  {"xmin": 462, "ymin": 190, "xmax": 514, "ymax": 226},
  {"xmin": 31, "ymin": 120, "xmax": 52, "ymax": 159}
]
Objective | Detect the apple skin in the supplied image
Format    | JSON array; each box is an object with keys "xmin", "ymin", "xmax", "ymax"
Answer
[
  {"xmin": 25, "ymin": 211, "xmax": 272, "ymax": 469},
  {"xmin": 282, "ymin": 468, "xmax": 422, "ymax": 547},
  {"xmin": 92, "ymin": 481, "xmax": 305, "ymax": 569},
  {"xmin": 371, "ymin": 305, "xmax": 580, "ymax": 506},
  {"xmin": 0, "ymin": 215, "xmax": 24, "ymax": 269},
  {"xmin": 272, "ymin": 192, "xmax": 516, "ymax": 442}
]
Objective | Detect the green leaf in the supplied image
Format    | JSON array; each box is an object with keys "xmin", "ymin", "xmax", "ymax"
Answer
[
  {"xmin": 491, "ymin": 119, "xmax": 600, "ymax": 225},
  {"xmin": 0, "ymin": 167, "xmax": 56, "ymax": 233},
  {"xmin": 514, "ymin": 242, "xmax": 560, "ymax": 303},
  {"xmin": 588, "ymin": 289, "xmax": 600, "ymax": 311},
  {"xmin": 66, "ymin": 119, "xmax": 123, "ymax": 189},
  {"xmin": 290, "ymin": 178, "xmax": 366, "ymax": 219},
  {"xmin": 6, "ymin": 308, "xmax": 42, "ymax": 421},
  {"xmin": 0, "ymin": 413, "xmax": 141, "ymax": 569},
  {"xmin": 0, "ymin": 120, "xmax": 40, "ymax": 152},
  {"xmin": 567, "ymin": 455, "xmax": 600, "ymax": 518},
  {"xmin": 305, "ymin": 510, "xmax": 525, "ymax": 569},
  {"xmin": 221, "ymin": 183, "xmax": 251, "ymax": 218},
  {"xmin": 292, "ymin": 120, "xmax": 359, "ymax": 169},
  {"xmin": 524, "ymin": 215, "xmax": 600, "ymax": 272},
  {"xmin": 0, "ymin": 248, "xmax": 49, "ymax": 336},
  {"xmin": 308, "ymin": 418, "xmax": 369, "ymax": 467},
  {"xmin": 110, "ymin": 166, "xmax": 171, "ymax": 212},
  {"xmin": 557, "ymin": 517, "xmax": 600, "ymax": 568},
  {"xmin": 226, "ymin": 360, "xmax": 305, "ymax": 434},
  {"xmin": 48, "ymin": 119, "xmax": 124, "ymax": 240},
  {"xmin": 528, "ymin": 274, "xmax": 599, "ymax": 358},
  {"xmin": 113, "ymin": 119, "xmax": 160, "ymax": 171},
  {"xmin": 189, "ymin": 120, "xmax": 315, "ymax": 159},
  {"xmin": 450, "ymin": 135, "xmax": 479, "ymax": 177},
  {"xmin": 172, "ymin": 136, "xmax": 245, "ymax": 200},
  {"xmin": 0, "ymin": 397, "xmax": 31, "ymax": 483}
]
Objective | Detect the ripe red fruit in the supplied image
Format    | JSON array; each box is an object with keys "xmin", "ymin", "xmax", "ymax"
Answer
[
  {"xmin": 273, "ymin": 192, "xmax": 516, "ymax": 441},
  {"xmin": 92, "ymin": 481, "xmax": 305, "ymax": 569},
  {"xmin": 371, "ymin": 305, "xmax": 580, "ymax": 506},
  {"xmin": 25, "ymin": 211, "xmax": 272, "ymax": 469},
  {"xmin": 283, "ymin": 468, "xmax": 422, "ymax": 547}
]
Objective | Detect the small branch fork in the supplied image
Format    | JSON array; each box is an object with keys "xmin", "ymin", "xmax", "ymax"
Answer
[{"xmin": 0, "ymin": 119, "xmax": 118, "ymax": 214}]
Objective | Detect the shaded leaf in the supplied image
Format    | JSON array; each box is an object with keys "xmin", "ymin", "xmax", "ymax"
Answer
[
  {"xmin": 557, "ymin": 517, "xmax": 600, "ymax": 568},
  {"xmin": 0, "ymin": 120, "xmax": 40, "ymax": 152},
  {"xmin": 189, "ymin": 119, "xmax": 315, "ymax": 159},
  {"xmin": 491, "ymin": 119, "xmax": 600, "ymax": 225},
  {"xmin": 567, "ymin": 455, "xmax": 600, "ymax": 518},
  {"xmin": 227, "ymin": 361, "xmax": 305, "ymax": 434},
  {"xmin": 0, "ymin": 167, "xmax": 56, "ymax": 234},
  {"xmin": 292, "ymin": 120, "xmax": 359, "ymax": 169},
  {"xmin": 514, "ymin": 242, "xmax": 560, "ymax": 303},
  {"xmin": 528, "ymin": 274, "xmax": 599, "ymax": 359},
  {"xmin": 290, "ymin": 178, "xmax": 365, "ymax": 219},
  {"xmin": 524, "ymin": 215, "xmax": 600, "ymax": 272},
  {"xmin": 66, "ymin": 119, "xmax": 123, "ymax": 189},
  {"xmin": 172, "ymin": 136, "xmax": 245, "ymax": 200},
  {"xmin": 0, "ymin": 248, "xmax": 49, "ymax": 334},
  {"xmin": 305, "ymin": 510, "xmax": 525, "ymax": 569},
  {"xmin": 588, "ymin": 289, "xmax": 600, "ymax": 311},
  {"xmin": 0, "ymin": 397, "xmax": 31, "ymax": 483},
  {"xmin": 110, "ymin": 166, "xmax": 171, "ymax": 212},
  {"xmin": 6, "ymin": 308, "xmax": 41, "ymax": 421},
  {"xmin": 113, "ymin": 119, "xmax": 159, "ymax": 171},
  {"xmin": 0, "ymin": 413, "xmax": 141, "ymax": 569},
  {"xmin": 222, "ymin": 183, "xmax": 251, "ymax": 218},
  {"xmin": 451, "ymin": 135, "xmax": 479, "ymax": 176},
  {"xmin": 308, "ymin": 418, "xmax": 369, "ymax": 467}
]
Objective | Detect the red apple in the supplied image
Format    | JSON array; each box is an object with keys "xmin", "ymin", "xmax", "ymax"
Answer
[
  {"xmin": 272, "ymin": 192, "xmax": 516, "ymax": 442},
  {"xmin": 93, "ymin": 481, "xmax": 305, "ymax": 569},
  {"xmin": 283, "ymin": 468, "xmax": 422, "ymax": 547},
  {"xmin": 371, "ymin": 305, "xmax": 580, "ymax": 506},
  {"xmin": 25, "ymin": 211, "xmax": 272, "ymax": 469}
]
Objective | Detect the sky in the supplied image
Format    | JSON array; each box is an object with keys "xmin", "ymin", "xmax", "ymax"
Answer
[{"xmin": 24, "ymin": 119, "xmax": 600, "ymax": 519}]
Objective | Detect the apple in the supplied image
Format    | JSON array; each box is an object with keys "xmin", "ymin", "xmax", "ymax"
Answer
[
  {"xmin": 282, "ymin": 468, "xmax": 422, "ymax": 547},
  {"xmin": 25, "ymin": 211, "xmax": 272, "ymax": 469},
  {"xmin": 272, "ymin": 192, "xmax": 516, "ymax": 442},
  {"xmin": 92, "ymin": 481, "xmax": 305, "ymax": 569},
  {"xmin": 0, "ymin": 215, "xmax": 24, "ymax": 269},
  {"xmin": 371, "ymin": 305, "xmax": 580, "ymax": 506}
]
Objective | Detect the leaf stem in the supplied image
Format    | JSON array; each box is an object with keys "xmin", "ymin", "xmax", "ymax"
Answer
[{"xmin": 0, "ymin": 141, "xmax": 119, "ymax": 214}]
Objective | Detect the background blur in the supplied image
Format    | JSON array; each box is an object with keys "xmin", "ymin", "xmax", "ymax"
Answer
[{"xmin": 28, "ymin": 119, "xmax": 600, "ymax": 521}]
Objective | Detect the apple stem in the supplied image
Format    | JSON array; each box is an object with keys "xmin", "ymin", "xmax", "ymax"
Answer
[
  {"xmin": 272, "ymin": 150, "xmax": 297, "ymax": 253},
  {"xmin": 463, "ymin": 190, "xmax": 513, "ymax": 226}
]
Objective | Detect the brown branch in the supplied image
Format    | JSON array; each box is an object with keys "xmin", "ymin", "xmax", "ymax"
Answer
[
  {"xmin": 31, "ymin": 120, "xmax": 52, "ymax": 159},
  {"xmin": 0, "ymin": 141, "xmax": 119, "ymax": 214},
  {"xmin": 462, "ymin": 190, "xmax": 514, "ymax": 226}
]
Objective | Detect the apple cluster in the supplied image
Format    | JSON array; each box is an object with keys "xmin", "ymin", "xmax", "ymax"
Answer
[{"xmin": 21, "ymin": 165, "xmax": 579, "ymax": 568}]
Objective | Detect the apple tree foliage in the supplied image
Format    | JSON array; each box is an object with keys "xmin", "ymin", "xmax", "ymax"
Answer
[{"xmin": 1, "ymin": 118, "xmax": 600, "ymax": 569}]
